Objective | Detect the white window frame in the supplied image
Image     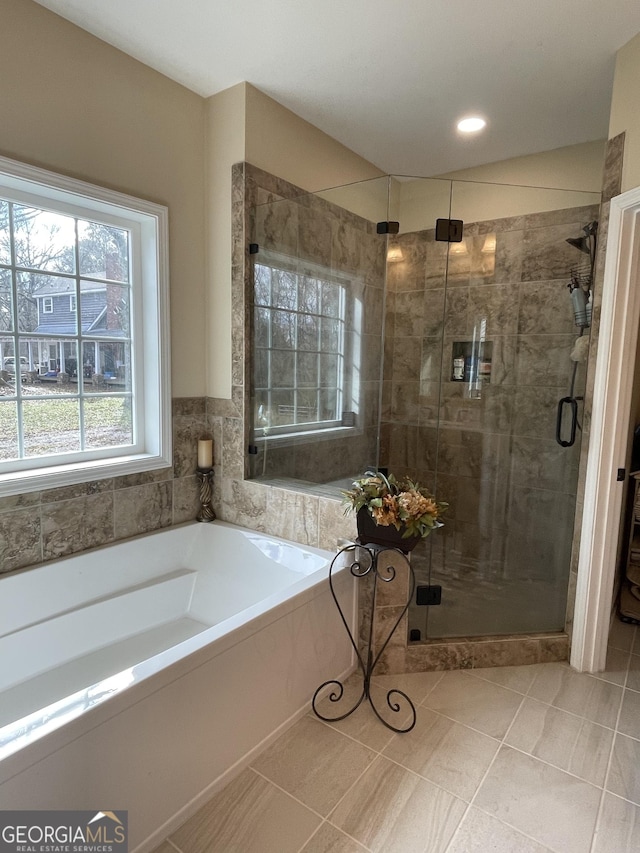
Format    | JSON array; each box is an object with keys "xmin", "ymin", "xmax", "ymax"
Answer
[
  {"xmin": 0, "ymin": 154, "xmax": 171, "ymax": 497},
  {"xmin": 42, "ymin": 297, "xmax": 53, "ymax": 314}
]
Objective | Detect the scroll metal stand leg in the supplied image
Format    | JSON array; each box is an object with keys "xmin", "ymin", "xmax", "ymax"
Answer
[
  {"xmin": 312, "ymin": 542, "xmax": 417, "ymax": 733},
  {"xmin": 196, "ymin": 467, "xmax": 216, "ymax": 522}
]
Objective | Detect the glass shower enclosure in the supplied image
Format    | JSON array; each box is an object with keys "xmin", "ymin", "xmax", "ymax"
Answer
[{"xmin": 247, "ymin": 172, "xmax": 601, "ymax": 642}]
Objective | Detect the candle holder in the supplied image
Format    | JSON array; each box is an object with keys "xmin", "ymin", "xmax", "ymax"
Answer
[{"xmin": 196, "ymin": 467, "xmax": 216, "ymax": 522}]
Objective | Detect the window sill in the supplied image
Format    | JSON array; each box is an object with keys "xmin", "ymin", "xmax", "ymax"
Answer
[
  {"xmin": 252, "ymin": 425, "xmax": 358, "ymax": 449},
  {"xmin": 0, "ymin": 450, "xmax": 172, "ymax": 499}
]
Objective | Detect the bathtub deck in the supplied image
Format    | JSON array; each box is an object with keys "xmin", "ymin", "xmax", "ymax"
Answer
[{"xmin": 1, "ymin": 616, "xmax": 209, "ymax": 753}]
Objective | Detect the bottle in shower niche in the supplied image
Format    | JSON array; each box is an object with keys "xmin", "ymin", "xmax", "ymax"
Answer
[
  {"xmin": 452, "ymin": 356, "xmax": 465, "ymax": 381},
  {"xmin": 464, "ymin": 355, "xmax": 478, "ymax": 383}
]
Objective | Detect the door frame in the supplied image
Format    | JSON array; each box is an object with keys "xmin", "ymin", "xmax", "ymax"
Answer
[{"xmin": 571, "ymin": 185, "xmax": 640, "ymax": 672}]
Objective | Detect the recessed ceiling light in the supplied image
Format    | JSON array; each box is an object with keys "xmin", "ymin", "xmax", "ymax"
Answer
[{"xmin": 457, "ymin": 116, "xmax": 487, "ymax": 133}]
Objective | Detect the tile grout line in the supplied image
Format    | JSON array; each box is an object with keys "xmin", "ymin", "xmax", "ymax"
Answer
[
  {"xmin": 441, "ymin": 690, "xmax": 529, "ymax": 853},
  {"xmin": 588, "ymin": 641, "xmax": 632, "ymax": 853},
  {"xmin": 164, "ymin": 840, "xmax": 183, "ymax": 853}
]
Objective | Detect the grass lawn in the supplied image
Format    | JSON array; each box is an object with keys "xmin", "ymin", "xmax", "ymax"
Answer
[{"xmin": 0, "ymin": 390, "xmax": 131, "ymax": 459}]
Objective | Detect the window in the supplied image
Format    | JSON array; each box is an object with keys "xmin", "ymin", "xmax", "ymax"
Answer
[
  {"xmin": 0, "ymin": 155, "xmax": 170, "ymax": 497},
  {"xmin": 253, "ymin": 255, "xmax": 351, "ymax": 437}
]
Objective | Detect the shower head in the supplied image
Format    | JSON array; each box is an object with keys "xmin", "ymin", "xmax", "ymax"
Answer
[{"xmin": 566, "ymin": 236, "xmax": 590, "ymax": 254}]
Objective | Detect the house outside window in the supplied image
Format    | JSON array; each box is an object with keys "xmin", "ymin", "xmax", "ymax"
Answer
[{"xmin": 0, "ymin": 155, "xmax": 170, "ymax": 497}]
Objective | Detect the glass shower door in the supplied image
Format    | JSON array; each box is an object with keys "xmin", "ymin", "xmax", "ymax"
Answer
[{"xmin": 407, "ymin": 178, "xmax": 601, "ymax": 639}]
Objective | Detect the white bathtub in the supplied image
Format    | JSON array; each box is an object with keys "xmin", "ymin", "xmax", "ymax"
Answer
[{"xmin": 0, "ymin": 521, "xmax": 355, "ymax": 850}]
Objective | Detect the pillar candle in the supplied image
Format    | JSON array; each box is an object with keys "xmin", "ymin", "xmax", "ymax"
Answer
[{"xmin": 198, "ymin": 439, "xmax": 213, "ymax": 469}]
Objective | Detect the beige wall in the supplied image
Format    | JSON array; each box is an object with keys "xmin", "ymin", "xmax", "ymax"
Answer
[
  {"xmin": 205, "ymin": 84, "xmax": 247, "ymax": 399},
  {"xmin": 245, "ymin": 84, "xmax": 384, "ymax": 193},
  {"xmin": 395, "ymin": 141, "xmax": 605, "ymax": 232},
  {"xmin": 0, "ymin": 0, "xmax": 207, "ymax": 396},
  {"xmin": 610, "ymin": 31, "xmax": 640, "ymax": 193}
]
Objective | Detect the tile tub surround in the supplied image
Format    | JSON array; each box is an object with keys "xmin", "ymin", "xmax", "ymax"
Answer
[
  {"xmin": 0, "ymin": 397, "xmax": 205, "ymax": 575},
  {"xmin": 152, "ymin": 621, "xmax": 640, "ymax": 853}
]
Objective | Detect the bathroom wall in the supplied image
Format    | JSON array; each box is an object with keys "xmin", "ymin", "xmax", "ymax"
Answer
[
  {"xmin": 0, "ymin": 0, "xmax": 207, "ymax": 398},
  {"xmin": 609, "ymin": 30, "xmax": 640, "ymax": 193}
]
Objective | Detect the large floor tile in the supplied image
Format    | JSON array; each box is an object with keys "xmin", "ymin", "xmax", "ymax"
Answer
[
  {"xmin": 607, "ymin": 733, "xmax": 640, "ymax": 806},
  {"xmin": 251, "ymin": 715, "xmax": 376, "ymax": 816},
  {"xmin": 504, "ymin": 697, "xmax": 614, "ymax": 786},
  {"xmin": 527, "ymin": 662, "xmax": 623, "ymax": 728},
  {"xmin": 592, "ymin": 793, "xmax": 640, "ymax": 853},
  {"xmin": 609, "ymin": 619, "xmax": 636, "ymax": 653},
  {"xmin": 618, "ymin": 687, "xmax": 640, "ymax": 739},
  {"xmin": 169, "ymin": 768, "xmax": 320, "ymax": 853},
  {"xmin": 299, "ymin": 822, "xmax": 369, "ymax": 853},
  {"xmin": 446, "ymin": 806, "xmax": 553, "ymax": 853},
  {"xmin": 371, "ymin": 669, "xmax": 444, "ymax": 705},
  {"xmin": 633, "ymin": 628, "xmax": 640, "ymax": 656},
  {"xmin": 474, "ymin": 746, "xmax": 601, "ymax": 853},
  {"xmin": 596, "ymin": 646, "xmax": 631, "ymax": 686},
  {"xmin": 422, "ymin": 670, "xmax": 523, "ymax": 738},
  {"xmin": 628, "ymin": 655, "xmax": 640, "ymax": 692},
  {"xmin": 382, "ymin": 706, "xmax": 499, "ymax": 800},
  {"xmin": 329, "ymin": 755, "xmax": 466, "ymax": 853},
  {"xmin": 312, "ymin": 673, "xmax": 418, "ymax": 751},
  {"xmin": 467, "ymin": 663, "xmax": 540, "ymax": 695}
]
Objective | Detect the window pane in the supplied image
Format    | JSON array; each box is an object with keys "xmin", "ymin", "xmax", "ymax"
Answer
[
  {"xmin": 296, "ymin": 351, "xmax": 318, "ymax": 388},
  {"xmin": 83, "ymin": 397, "xmax": 133, "ymax": 449},
  {"xmin": 82, "ymin": 340, "xmax": 131, "ymax": 392},
  {"xmin": 271, "ymin": 389, "xmax": 295, "ymax": 426},
  {"xmin": 321, "ymin": 282, "xmax": 341, "ymax": 317},
  {"xmin": 255, "ymin": 307, "xmax": 270, "ymax": 347},
  {"xmin": 0, "ymin": 269, "xmax": 12, "ymax": 331},
  {"xmin": 272, "ymin": 269, "xmax": 297, "ymax": 310},
  {"xmin": 270, "ymin": 350, "xmax": 294, "ymax": 388},
  {"xmin": 320, "ymin": 353, "xmax": 339, "ymax": 386},
  {"xmin": 0, "ymin": 400, "xmax": 18, "ymax": 460},
  {"xmin": 19, "ymin": 273, "xmax": 77, "ymax": 334},
  {"xmin": 81, "ymin": 281, "xmax": 130, "ymax": 337},
  {"xmin": 298, "ymin": 277, "xmax": 318, "ymax": 313},
  {"xmin": 254, "ymin": 348, "xmax": 268, "ymax": 388},
  {"xmin": 320, "ymin": 389, "xmax": 338, "ymax": 421},
  {"xmin": 13, "ymin": 205, "xmax": 75, "ymax": 274},
  {"xmin": 272, "ymin": 310, "xmax": 296, "ymax": 349},
  {"xmin": 321, "ymin": 317, "xmax": 340, "ymax": 352},
  {"xmin": 0, "ymin": 337, "xmax": 16, "ymax": 389},
  {"xmin": 297, "ymin": 389, "xmax": 318, "ymax": 423},
  {"xmin": 0, "ymin": 200, "xmax": 9, "ymax": 265},
  {"xmin": 297, "ymin": 314, "xmax": 318, "ymax": 351},
  {"xmin": 23, "ymin": 398, "xmax": 80, "ymax": 457},
  {"xmin": 78, "ymin": 220, "xmax": 129, "ymax": 283},
  {"xmin": 254, "ymin": 265, "xmax": 271, "ymax": 306}
]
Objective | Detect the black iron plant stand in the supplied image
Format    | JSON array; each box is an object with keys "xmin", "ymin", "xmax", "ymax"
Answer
[{"xmin": 312, "ymin": 541, "xmax": 417, "ymax": 733}]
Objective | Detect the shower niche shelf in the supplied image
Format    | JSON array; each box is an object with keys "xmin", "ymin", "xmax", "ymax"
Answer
[{"xmin": 451, "ymin": 340, "xmax": 492, "ymax": 384}]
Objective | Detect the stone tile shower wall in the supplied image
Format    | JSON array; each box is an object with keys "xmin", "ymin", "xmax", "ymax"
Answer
[{"xmin": 382, "ymin": 203, "xmax": 600, "ymax": 638}]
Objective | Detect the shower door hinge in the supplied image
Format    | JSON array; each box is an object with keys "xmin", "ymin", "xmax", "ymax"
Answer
[
  {"xmin": 376, "ymin": 221, "xmax": 400, "ymax": 235},
  {"xmin": 249, "ymin": 243, "xmax": 259, "ymax": 254},
  {"xmin": 617, "ymin": 468, "xmax": 626, "ymax": 481},
  {"xmin": 248, "ymin": 445, "xmax": 258, "ymax": 455},
  {"xmin": 435, "ymin": 218, "xmax": 464, "ymax": 242},
  {"xmin": 416, "ymin": 585, "xmax": 442, "ymax": 606}
]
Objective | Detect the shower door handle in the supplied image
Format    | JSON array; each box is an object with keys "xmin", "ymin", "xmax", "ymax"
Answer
[{"xmin": 556, "ymin": 396, "xmax": 578, "ymax": 447}]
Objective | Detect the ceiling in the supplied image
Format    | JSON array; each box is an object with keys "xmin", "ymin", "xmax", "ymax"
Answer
[{"xmin": 33, "ymin": 0, "xmax": 640, "ymax": 176}]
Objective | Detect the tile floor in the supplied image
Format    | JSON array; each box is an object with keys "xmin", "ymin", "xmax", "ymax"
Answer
[{"xmin": 155, "ymin": 620, "xmax": 640, "ymax": 853}]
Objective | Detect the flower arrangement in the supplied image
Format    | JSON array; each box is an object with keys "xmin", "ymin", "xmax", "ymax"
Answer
[{"xmin": 342, "ymin": 471, "xmax": 447, "ymax": 541}]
